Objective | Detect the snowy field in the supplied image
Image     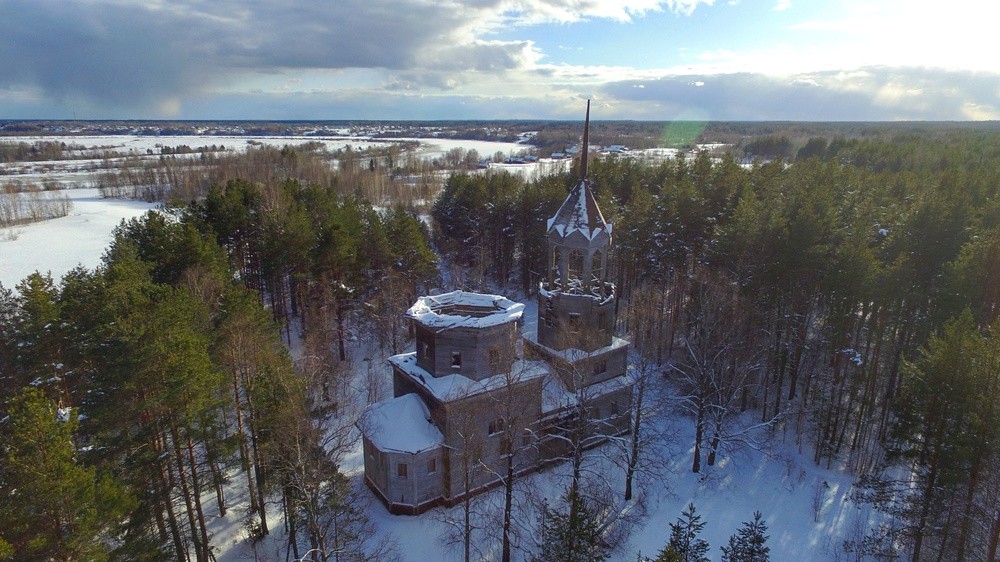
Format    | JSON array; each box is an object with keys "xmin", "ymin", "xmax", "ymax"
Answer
[
  {"xmin": 485, "ymin": 157, "xmax": 573, "ymax": 179},
  {"xmin": 1, "ymin": 134, "xmax": 527, "ymax": 159},
  {"xmin": 0, "ymin": 135, "xmax": 529, "ymax": 189},
  {"xmin": 0, "ymin": 180, "xmax": 878, "ymax": 562},
  {"xmin": 0, "ymin": 188, "xmax": 156, "ymax": 290}
]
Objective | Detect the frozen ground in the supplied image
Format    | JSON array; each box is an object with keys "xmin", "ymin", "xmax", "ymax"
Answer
[
  {"xmin": 1, "ymin": 196, "xmax": 878, "ymax": 561},
  {"xmin": 350, "ymin": 299, "xmax": 876, "ymax": 561},
  {"xmin": 0, "ymin": 135, "xmax": 529, "ymax": 189},
  {"xmin": 0, "ymin": 188, "xmax": 156, "ymax": 291}
]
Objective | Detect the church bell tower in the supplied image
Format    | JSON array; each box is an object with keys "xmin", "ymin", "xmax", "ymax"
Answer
[{"xmin": 536, "ymin": 101, "xmax": 616, "ymax": 352}]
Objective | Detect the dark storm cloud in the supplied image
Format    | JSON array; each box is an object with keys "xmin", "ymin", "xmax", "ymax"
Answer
[
  {"xmin": 180, "ymin": 89, "xmax": 558, "ymax": 121},
  {"xmin": 601, "ymin": 67, "xmax": 1000, "ymax": 121},
  {"xmin": 0, "ymin": 1, "xmax": 206, "ymax": 108},
  {"xmin": 0, "ymin": 0, "xmax": 515, "ymax": 113}
]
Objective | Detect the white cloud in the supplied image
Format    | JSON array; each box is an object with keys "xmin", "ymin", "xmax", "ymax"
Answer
[
  {"xmin": 784, "ymin": 0, "xmax": 1000, "ymax": 73},
  {"xmin": 599, "ymin": 67, "xmax": 1000, "ymax": 121},
  {"xmin": 0, "ymin": 0, "xmax": 721, "ymax": 116},
  {"xmin": 2, "ymin": 0, "xmax": 996, "ymax": 120},
  {"xmin": 961, "ymin": 102, "xmax": 1000, "ymax": 120},
  {"xmin": 504, "ymin": 0, "xmax": 713, "ymax": 23}
]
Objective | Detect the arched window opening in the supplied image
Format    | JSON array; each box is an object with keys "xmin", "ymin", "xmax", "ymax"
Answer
[
  {"xmin": 591, "ymin": 250, "xmax": 603, "ymax": 282},
  {"xmin": 568, "ymin": 250, "xmax": 584, "ymax": 284}
]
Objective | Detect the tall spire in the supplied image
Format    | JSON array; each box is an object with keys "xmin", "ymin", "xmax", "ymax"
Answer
[{"xmin": 580, "ymin": 99, "xmax": 590, "ymax": 179}]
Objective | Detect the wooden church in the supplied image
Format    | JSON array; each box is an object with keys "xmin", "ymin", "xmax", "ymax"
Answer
[{"xmin": 360, "ymin": 102, "xmax": 634, "ymax": 515}]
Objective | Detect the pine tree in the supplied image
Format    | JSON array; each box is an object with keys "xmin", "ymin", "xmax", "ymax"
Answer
[
  {"xmin": 854, "ymin": 310, "xmax": 1000, "ymax": 561},
  {"xmin": 0, "ymin": 387, "xmax": 134, "ymax": 561},
  {"xmin": 659, "ymin": 503, "xmax": 710, "ymax": 562},
  {"xmin": 533, "ymin": 488, "xmax": 608, "ymax": 562},
  {"xmin": 653, "ymin": 546, "xmax": 683, "ymax": 562},
  {"xmin": 8, "ymin": 273, "xmax": 64, "ymax": 396},
  {"xmin": 720, "ymin": 511, "xmax": 770, "ymax": 562}
]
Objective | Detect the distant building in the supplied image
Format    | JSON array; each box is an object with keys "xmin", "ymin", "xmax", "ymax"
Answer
[{"xmin": 360, "ymin": 102, "xmax": 633, "ymax": 515}]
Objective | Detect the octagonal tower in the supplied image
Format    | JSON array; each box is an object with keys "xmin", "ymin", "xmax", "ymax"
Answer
[{"xmin": 536, "ymin": 101, "xmax": 616, "ymax": 352}]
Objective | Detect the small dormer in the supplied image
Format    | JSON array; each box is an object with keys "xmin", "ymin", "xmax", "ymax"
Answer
[{"xmin": 407, "ymin": 291, "xmax": 523, "ymax": 382}]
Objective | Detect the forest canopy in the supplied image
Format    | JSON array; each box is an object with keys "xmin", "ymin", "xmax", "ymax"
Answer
[{"xmin": 2, "ymin": 126, "xmax": 1000, "ymax": 561}]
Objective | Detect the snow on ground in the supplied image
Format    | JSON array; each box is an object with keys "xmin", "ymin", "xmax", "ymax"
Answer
[
  {"xmin": 348, "ymin": 358, "xmax": 875, "ymax": 562},
  {"xmin": 0, "ymin": 195, "xmax": 879, "ymax": 561},
  {"xmin": 1, "ymin": 135, "xmax": 530, "ymax": 190},
  {"xmin": 1, "ymin": 134, "xmax": 527, "ymax": 159},
  {"xmin": 395, "ymin": 137, "xmax": 527, "ymax": 160},
  {"xmin": 0, "ymin": 188, "xmax": 157, "ymax": 290},
  {"xmin": 485, "ymin": 158, "xmax": 573, "ymax": 179},
  {"xmin": 2, "ymin": 134, "xmax": 385, "ymax": 157},
  {"xmin": 345, "ymin": 304, "xmax": 877, "ymax": 562}
]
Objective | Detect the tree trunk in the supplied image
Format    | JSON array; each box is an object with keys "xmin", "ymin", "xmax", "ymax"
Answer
[
  {"xmin": 336, "ymin": 299, "xmax": 347, "ymax": 362},
  {"xmin": 170, "ymin": 424, "xmax": 207, "ymax": 562},
  {"xmin": 205, "ymin": 443, "xmax": 227, "ymax": 517},
  {"xmin": 913, "ymin": 438, "xmax": 941, "ymax": 562},
  {"xmin": 625, "ymin": 375, "xmax": 645, "ymax": 501},
  {"xmin": 787, "ymin": 306, "xmax": 809, "ymax": 401},
  {"xmin": 157, "ymin": 450, "xmax": 189, "ymax": 562},
  {"xmin": 987, "ymin": 506, "xmax": 1000, "ymax": 562},
  {"xmin": 463, "ymin": 455, "xmax": 472, "ymax": 562},
  {"xmin": 285, "ymin": 487, "xmax": 300, "ymax": 561},
  {"xmin": 502, "ymin": 451, "xmax": 514, "ymax": 562},
  {"xmin": 232, "ymin": 366, "xmax": 259, "ymax": 517},
  {"xmin": 247, "ymin": 411, "xmax": 269, "ymax": 535},
  {"xmin": 692, "ymin": 398, "xmax": 704, "ymax": 473},
  {"xmin": 707, "ymin": 418, "xmax": 721, "ymax": 467},
  {"xmin": 955, "ymin": 460, "xmax": 982, "ymax": 561},
  {"xmin": 186, "ymin": 437, "xmax": 213, "ymax": 562}
]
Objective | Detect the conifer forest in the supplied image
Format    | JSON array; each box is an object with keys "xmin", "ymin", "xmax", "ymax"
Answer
[{"xmin": 1, "ymin": 124, "xmax": 1000, "ymax": 561}]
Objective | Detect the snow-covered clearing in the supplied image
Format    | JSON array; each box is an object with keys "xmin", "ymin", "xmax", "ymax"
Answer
[
  {"xmin": 1, "ymin": 135, "xmax": 529, "ymax": 189},
  {"xmin": 485, "ymin": 158, "xmax": 573, "ymax": 179},
  {"xmin": 352, "ymin": 413, "xmax": 874, "ymax": 562},
  {"xmin": 0, "ymin": 188, "xmax": 156, "ymax": 290},
  {"xmin": 2, "ymin": 196, "xmax": 879, "ymax": 561}
]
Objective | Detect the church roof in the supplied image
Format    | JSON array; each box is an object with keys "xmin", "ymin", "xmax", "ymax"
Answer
[
  {"xmin": 360, "ymin": 393, "xmax": 443, "ymax": 454},
  {"xmin": 389, "ymin": 352, "xmax": 549, "ymax": 402},
  {"xmin": 406, "ymin": 290, "xmax": 524, "ymax": 331},
  {"xmin": 546, "ymin": 179, "xmax": 612, "ymax": 240}
]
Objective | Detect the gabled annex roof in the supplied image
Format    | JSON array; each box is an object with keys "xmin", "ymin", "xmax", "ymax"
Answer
[
  {"xmin": 389, "ymin": 352, "xmax": 549, "ymax": 402},
  {"xmin": 406, "ymin": 290, "xmax": 524, "ymax": 330},
  {"xmin": 360, "ymin": 393, "xmax": 443, "ymax": 454},
  {"xmin": 541, "ymin": 370, "xmax": 634, "ymax": 414}
]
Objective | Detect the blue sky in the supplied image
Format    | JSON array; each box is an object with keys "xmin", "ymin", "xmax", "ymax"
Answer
[{"xmin": 1, "ymin": 0, "xmax": 998, "ymax": 120}]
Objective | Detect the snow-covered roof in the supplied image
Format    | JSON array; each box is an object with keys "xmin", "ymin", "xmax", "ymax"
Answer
[
  {"xmin": 407, "ymin": 290, "xmax": 524, "ymax": 331},
  {"xmin": 529, "ymin": 335, "xmax": 630, "ymax": 363},
  {"xmin": 546, "ymin": 179, "xmax": 612, "ymax": 241},
  {"xmin": 360, "ymin": 393, "xmax": 443, "ymax": 454},
  {"xmin": 541, "ymin": 371, "xmax": 634, "ymax": 414},
  {"xmin": 389, "ymin": 352, "xmax": 549, "ymax": 402}
]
